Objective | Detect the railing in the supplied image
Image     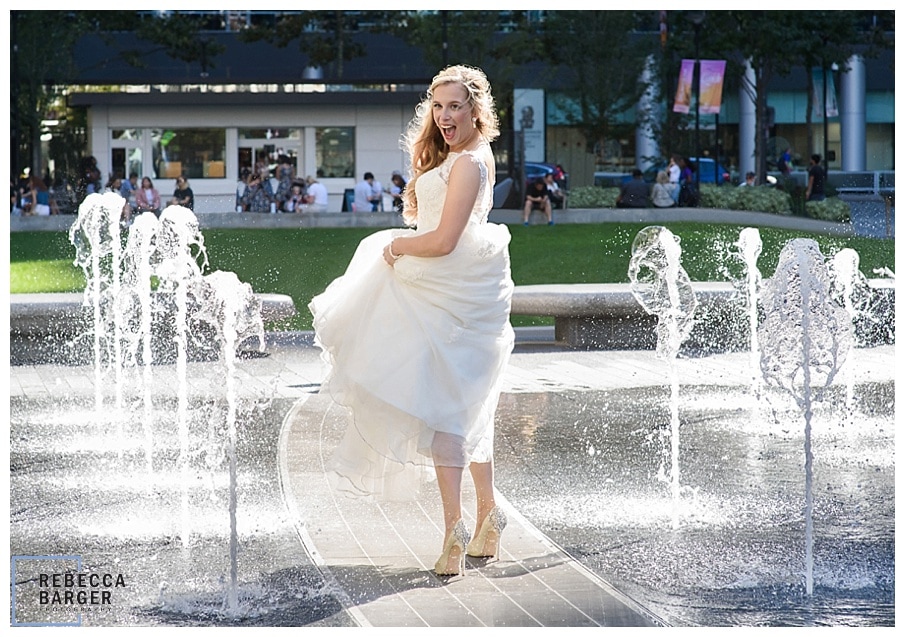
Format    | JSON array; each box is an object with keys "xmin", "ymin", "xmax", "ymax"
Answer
[{"xmin": 833, "ymin": 170, "xmax": 895, "ymax": 196}]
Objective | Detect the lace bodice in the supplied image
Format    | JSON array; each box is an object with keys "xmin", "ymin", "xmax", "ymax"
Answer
[{"xmin": 413, "ymin": 144, "xmax": 493, "ymax": 232}]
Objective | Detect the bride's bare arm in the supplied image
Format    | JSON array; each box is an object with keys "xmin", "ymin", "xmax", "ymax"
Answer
[{"xmin": 383, "ymin": 157, "xmax": 482, "ymax": 265}]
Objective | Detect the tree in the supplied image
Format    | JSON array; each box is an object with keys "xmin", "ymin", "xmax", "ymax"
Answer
[
  {"xmin": 10, "ymin": 11, "xmax": 223, "ymax": 183},
  {"xmin": 391, "ymin": 11, "xmax": 543, "ymax": 139},
  {"xmin": 538, "ymin": 12, "xmax": 655, "ymax": 162},
  {"xmin": 11, "ymin": 11, "xmax": 87, "ymax": 182},
  {"xmin": 668, "ymin": 10, "xmax": 892, "ymax": 184},
  {"xmin": 796, "ymin": 11, "xmax": 892, "ymax": 159},
  {"xmin": 239, "ymin": 11, "xmax": 379, "ymax": 79}
]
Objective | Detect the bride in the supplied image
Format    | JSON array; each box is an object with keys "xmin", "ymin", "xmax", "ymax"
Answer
[{"xmin": 309, "ymin": 65, "xmax": 514, "ymax": 577}]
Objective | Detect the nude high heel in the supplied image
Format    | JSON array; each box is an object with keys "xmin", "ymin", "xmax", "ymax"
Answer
[
  {"xmin": 434, "ymin": 519, "xmax": 470, "ymax": 576},
  {"xmin": 467, "ymin": 506, "xmax": 507, "ymax": 558}
]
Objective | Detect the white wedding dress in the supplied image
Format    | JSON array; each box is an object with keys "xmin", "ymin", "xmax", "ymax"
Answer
[{"xmin": 309, "ymin": 143, "xmax": 514, "ymax": 500}]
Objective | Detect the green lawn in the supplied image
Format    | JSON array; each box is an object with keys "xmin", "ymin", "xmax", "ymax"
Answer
[{"xmin": 10, "ymin": 223, "xmax": 895, "ymax": 331}]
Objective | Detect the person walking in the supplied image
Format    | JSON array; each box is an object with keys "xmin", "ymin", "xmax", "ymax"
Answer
[
  {"xmin": 806, "ymin": 154, "xmax": 826, "ymax": 201},
  {"xmin": 309, "ymin": 65, "xmax": 514, "ymax": 577}
]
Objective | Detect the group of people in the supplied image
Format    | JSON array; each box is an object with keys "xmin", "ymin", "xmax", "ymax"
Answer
[
  {"xmin": 352, "ymin": 171, "xmax": 408, "ymax": 213},
  {"xmin": 236, "ymin": 165, "xmax": 328, "ymax": 213},
  {"xmin": 521, "ymin": 172, "xmax": 565, "ymax": 225},
  {"xmin": 11, "ymin": 165, "xmax": 198, "ymax": 222},
  {"xmin": 615, "ymin": 154, "xmax": 697, "ymax": 209},
  {"xmin": 109, "ymin": 173, "xmax": 194, "ymax": 222},
  {"xmin": 236, "ymin": 154, "xmax": 329, "ymax": 213},
  {"xmin": 12, "ymin": 174, "xmax": 60, "ymax": 216}
]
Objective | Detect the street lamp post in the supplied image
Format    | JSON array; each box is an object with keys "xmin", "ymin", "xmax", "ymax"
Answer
[{"xmin": 690, "ymin": 13, "xmax": 705, "ymax": 195}]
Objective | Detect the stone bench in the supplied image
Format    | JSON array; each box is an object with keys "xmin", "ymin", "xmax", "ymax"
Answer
[
  {"xmin": 511, "ymin": 280, "xmax": 895, "ymax": 352},
  {"xmin": 10, "ymin": 292, "xmax": 297, "ymax": 365}
]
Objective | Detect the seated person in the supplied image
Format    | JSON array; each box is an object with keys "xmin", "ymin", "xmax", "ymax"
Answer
[
  {"xmin": 386, "ymin": 171, "xmax": 406, "ymax": 212},
  {"xmin": 283, "ymin": 181, "xmax": 308, "ymax": 212},
  {"xmin": 650, "ymin": 171, "xmax": 676, "ymax": 208},
  {"xmin": 616, "ymin": 169, "xmax": 650, "ymax": 208},
  {"xmin": 134, "ymin": 176, "xmax": 162, "ymax": 215},
  {"xmin": 301, "ymin": 176, "xmax": 328, "ymax": 213},
  {"xmin": 543, "ymin": 173, "xmax": 565, "ymax": 209},
  {"xmin": 522, "ymin": 177, "xmax": 553, "ymax": 225},
  {"xmin": 739, "ymin": 171, "xmax": 757, "ymax": 187},
  {"xmin": 353, "ymin": 172, "xmax": 379, "ymax": 212},
  {"xmin": 168, "ymin": 176, "xmax": 194, "ymax": 210}
]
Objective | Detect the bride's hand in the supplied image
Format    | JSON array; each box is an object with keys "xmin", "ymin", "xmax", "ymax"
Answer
[{"xmin": 383, "ymin": 243, "xmax": 397, "ymax": 266}]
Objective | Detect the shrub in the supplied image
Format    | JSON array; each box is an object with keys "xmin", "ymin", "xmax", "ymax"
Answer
[
  {"xmin": 698, "ymin": 184, "xmax": 792, "ymax": 215},
  {"xmin": 805, "ymin": 197, "xmax": 851, "ymax": 222},
  {"xmin": 568, "ymin": 186, "xmax": 620, "ymax": 208}
]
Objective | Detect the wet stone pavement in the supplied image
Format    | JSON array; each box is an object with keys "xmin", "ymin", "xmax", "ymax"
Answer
[{"xmin": 8, "ymin": 331, "xmax": 896, "ymax": 627}]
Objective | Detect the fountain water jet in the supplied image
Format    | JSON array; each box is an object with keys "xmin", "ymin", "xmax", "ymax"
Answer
[
  {"xmin": 628, "ymin": 226, "xmax": 698, "ymax": 529},
  {"xmin": 192, "ymin": 270, "xmax": 265, "ymax": 613},
  {"xmin": 829, "ymin": 248, "xmax": 867, "ymax": 420},
  {"xmin": 155, "ymin": 206, "xmax": 209, "ymax": 547},
  {"xmin": 64, "ymin": 195, "xmax": 268, "ymax": 613},
  {"xmin": 735, "ymin": 228, "xmax": 763, "ymax": 399},
  {"xmin": 120, "ymin": 211, "xmax": 160, "ymax": 475},
  {"xmin": 68, "ymin": 193, "xmax": 125, "ymax": 421},
  {"xmin": 758, "ymin": 238, "xmax": 852, "ymax": 596}
]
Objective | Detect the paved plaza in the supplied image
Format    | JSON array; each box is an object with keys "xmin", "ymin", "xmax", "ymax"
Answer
[{"xmin": 9, "ymin": 327, "xmax": 895, "ymax": 626}]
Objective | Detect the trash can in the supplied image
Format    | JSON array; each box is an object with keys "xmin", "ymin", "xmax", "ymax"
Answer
[{"xmin": 341, "ymin": 188, "xmax": 355, "ymax": 212}]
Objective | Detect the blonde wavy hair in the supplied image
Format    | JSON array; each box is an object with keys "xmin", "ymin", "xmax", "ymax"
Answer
[{"xmin": 400, "ymin": 65, "xmax": 500, "ymax": 225}]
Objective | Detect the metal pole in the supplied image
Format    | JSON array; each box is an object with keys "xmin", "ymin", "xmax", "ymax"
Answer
[
  {"xmin": 714, "ymin": 114, "xmax": 720, "ymax": 184},
  {"xmin": 694, "ymin": 23, "xmax": 701, "ymax": 193},
  {"xmin": 823, "ymin": 64, "xmax": 828, "ymax": 171},
  {"xmin": 441, "ymin": 11, "xmax": 448, "ymax": 68}
]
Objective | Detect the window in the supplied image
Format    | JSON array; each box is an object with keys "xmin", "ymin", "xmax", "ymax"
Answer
[
  {"xmin": 316, "ymin": 127, "xmax": 354, "ymax": 178},
  {"xmin": 110, "ymin": 129, "xmax": 142, "ymax": 180},
  {"xmin": 150, "ymin": 128, "xmax": 226, "ymax": 180},
  {"xmin": 238, "ymin": 128, "xmax": 301, "ymax": 178}
]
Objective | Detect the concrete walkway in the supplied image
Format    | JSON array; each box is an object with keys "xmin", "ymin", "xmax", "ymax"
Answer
[{"xmin": 9, "ymin": 205, "xmax": 876, "ymax": 237}]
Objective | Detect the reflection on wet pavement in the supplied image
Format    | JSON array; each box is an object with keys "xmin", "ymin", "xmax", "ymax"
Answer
[{"xmin": 494, "ymin": 384, "xmax": 895, "ymax": 626}]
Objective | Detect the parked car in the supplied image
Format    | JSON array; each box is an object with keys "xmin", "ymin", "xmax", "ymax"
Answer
[
  {"xmin": 650, "ymin": 157, "xmax": 731, "ymax": 184},
  {"xmin": 599, "ymin": 157, "xmax": 732, "ymax": 187},
  {"xmin": 524, "ymin": 161, "xmax": 555, "ymax": 183},
  {"xmin": 521, "ymin": 162, "xmax": 568, "ymax": 207},
  {"xmin": 524, "ymin": 162, "xmax": 568, "ymax": 185},
  {"xmin": 682, "ymin": 157, "xmax": 731, "ymax": 185}
]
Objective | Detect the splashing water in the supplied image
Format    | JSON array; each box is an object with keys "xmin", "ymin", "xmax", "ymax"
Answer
[
  {"xmin": 67, "ymin": 196, "xmax": 266, "ymax": 614},
  {"xmin": 628, "ymin": 226, "xmax": 698, "ymax": 529},
  {"xmin": 829, "ymin": 248, "xmax": 863, "ymax": 420},
  {"xmin": 758, "ymin": 239, "xmax": 852, "ymax": 596},
  {"xmin": 69, "ymin": 193, "xmax": 125, "ymax": 419},
  {"xmin": 192, "ymin": 270, "xmax": 265, "ymax": 614},
  {"xmin": 735, "ymin": 228, "xmax": 763, "ymax": 399},
  {"xmin": 119, "ymin": 211, "xmax": 160, "ymax": 475},
  {"xmin": 155, "ymin": 206, "xmax": 208, "ymax": 548}
]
